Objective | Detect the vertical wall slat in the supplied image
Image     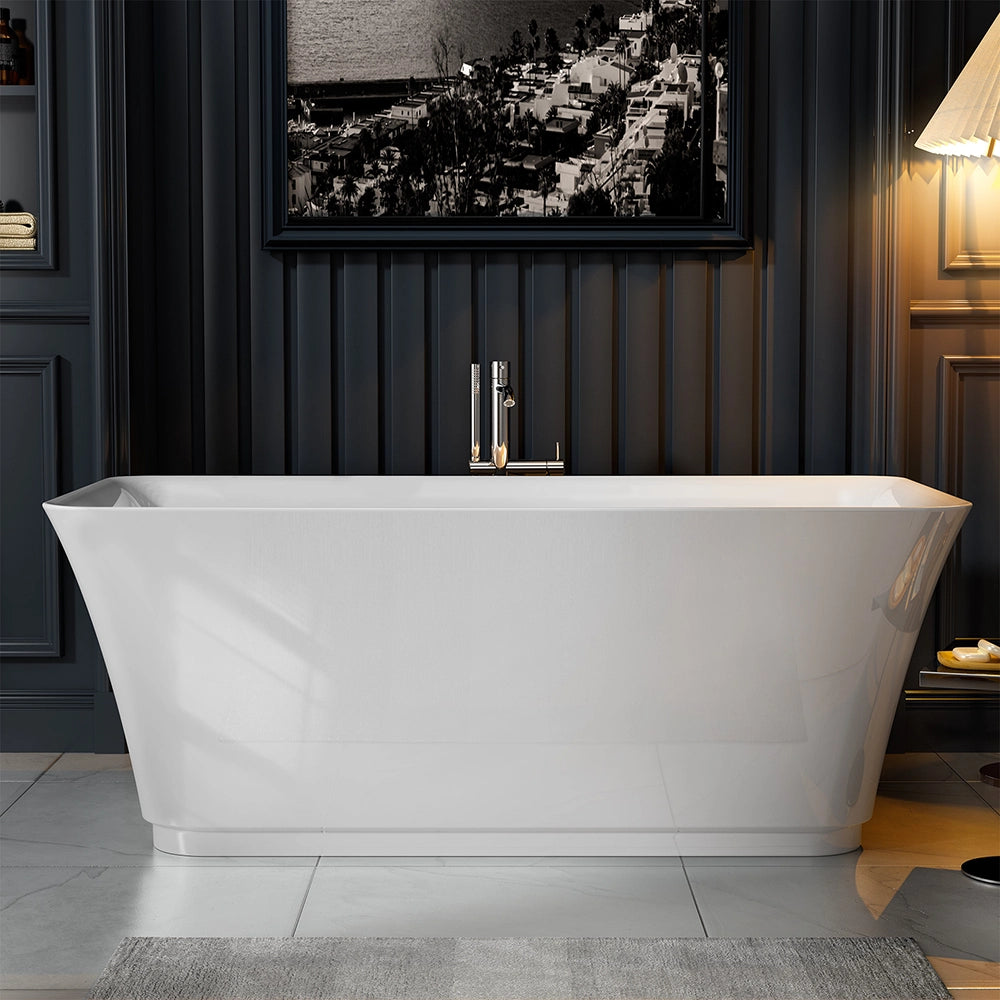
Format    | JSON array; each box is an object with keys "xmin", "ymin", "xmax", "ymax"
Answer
[
  {"xmin": 186, "ymin": 2, "xmax": 206, "ymax": 475},
  {"xmin": 622, "ymin": 252, "xmax": 662, "ymax": 474},
  {"xmin": 295, "ymin": 252, "xmax": 333, "ymax": 473},
  {"xmin": 151, "ymin": 0, "xmax": 196, "ymax": 472},
  {"xmin": 804, "ymin": 0, "xmax": 850, "ymax": 474},
  {"xmin": 717, "ymin": 251, "xmax": 756, "ymax": 473},
  {"xmin": 614, "ymin": 252, "xmax": 627, "ymax": 473},
  {"xmin": 566, "ymin": 253, "xmax": 579, "ymax": 471},
  {"xmin": 671, "ymin": 258, "xmax": 710, "ymax": 474},
  {"xmin": 526, "ymin": 252, "xmax": 567, "ymax": 462},
  {"xmin": 435, "ymin": 253, "xmax": 474, "ymax": 473},
  {"xmin": 201, "ymin": 0, "xmax": 239, "ymax": 474},
  {"xmin": 753, "ymin": 0, "xmax": 773, "ymax": 475},
  {"xmin": 246, "ymin": 0, "xmax": 285, "ymax": 474},
  {"xmin": 333, "ymin": 254, "xmax": 346, "ymax": 472},
  {"xmin": 575, "ymin": 252, "xmax": 615, "ymax": 474},
  {"xmin": 764, "ymin": 1, "xmax": 805, "ymax": 474},
  {"xmin": 386, "ymin": 252, "xmax": 425, "ymax": 474},
  {"xmin": 483, "ymin": 252, "xmax": 521, "ymax": 460},
  {"xmin": 660, "ymin": 256, "xmax": 673, "ymax": 475},
  {"xmin": 232, "ymin": 0, "xmax": 252, "ymax": 473},
  {"xmin": 426, "ymin": 254, "xmax": 440, "ymax": 473},
  {"xmin": 339, "ymin": 252, "xmax": 380, "ymax": 473}
]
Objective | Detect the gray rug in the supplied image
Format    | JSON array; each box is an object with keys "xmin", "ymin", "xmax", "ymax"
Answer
[{"xmin": 88, "ymin": 936, "xmax": 950, "ymax": 1000}]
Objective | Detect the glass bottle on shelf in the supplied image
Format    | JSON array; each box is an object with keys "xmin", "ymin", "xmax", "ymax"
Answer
[
  {"xmin": 12, "ymin": 17, "xmax": 32, "ymax": 85},
  {"xmin": 0, "ymin": 8, "xmax": 19, "ymax": 85}
]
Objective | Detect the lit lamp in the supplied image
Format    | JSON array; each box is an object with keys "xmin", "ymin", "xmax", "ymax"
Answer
[
  {"xmin": 915, "ymin": 11, "xmax": 1000, "ymax": 888},
  {"xmin": 914, "ymin": 12, "xmax": 1000, "ymax": 158}
]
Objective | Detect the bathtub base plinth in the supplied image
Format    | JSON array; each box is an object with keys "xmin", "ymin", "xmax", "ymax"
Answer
[{"xmin": 151, "ymin": 825, "xmax": 862, "ymax": 859}]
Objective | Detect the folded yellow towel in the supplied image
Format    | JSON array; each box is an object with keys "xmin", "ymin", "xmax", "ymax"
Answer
[
  {"xmin": 0, "ymin": 212, "xmax": 37, "ymax": 237},
  {"xmin": 0, "ymin": 235, "xmax": 37, "ymax": 249}
]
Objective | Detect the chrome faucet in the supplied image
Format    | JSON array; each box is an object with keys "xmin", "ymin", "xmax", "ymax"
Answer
[
  {"xmin": 489, "ymin": 361, "xmax": 515, "ymax": 469},
  {"xmin": 469, "ymin": 362, "xmax": 564, "ymax": 475}
]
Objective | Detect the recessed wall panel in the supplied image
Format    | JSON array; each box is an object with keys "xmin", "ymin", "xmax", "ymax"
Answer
[{"xmin": 0, "ymin": 356, "xmax": 60, "ymax": 656}]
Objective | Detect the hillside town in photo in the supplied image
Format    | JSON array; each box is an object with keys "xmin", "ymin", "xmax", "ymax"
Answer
[{"xmin": 286, "ymin": 0, "xmax": 729, "ymax": 219}]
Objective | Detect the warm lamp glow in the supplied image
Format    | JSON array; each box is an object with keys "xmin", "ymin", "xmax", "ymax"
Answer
[{"xmin": 915, "ymin": 12, "xmax": 1000, "ymax": 158}]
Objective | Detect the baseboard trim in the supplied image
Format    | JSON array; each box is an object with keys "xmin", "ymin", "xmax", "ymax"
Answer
[{"xmin": 0, "ymin": 693, "xmax": 96, "ymax": 751}]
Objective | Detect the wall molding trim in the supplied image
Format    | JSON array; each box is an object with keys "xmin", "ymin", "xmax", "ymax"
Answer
[
  {"xmin": 0, "ymin": 693, "xmax": 94, "ymax": 711},
  {"xmin": 936, "ymin": 354, "xmax": 1000, "ymax": 492},
  {"xmin": 939, "ymin": 157, "xmax": 1000, "ymax": 272},
  {"xmin": 910, "ymin": 299, "xmax": 1000, "ymax": 323},
  {"xmin": 0, "ymin": 303, "xmax": 91, "ymax": 322},
  {"xmin": 0, "ymin": 356, "xmax": 61, "ymax": 657},
  {"xmin": 0, "ymin": 692, "xmax": 99, "ymax": 751},
  {"xmin": 935, "ymin": 354, "xmax": 1000, "ymax": 654}
]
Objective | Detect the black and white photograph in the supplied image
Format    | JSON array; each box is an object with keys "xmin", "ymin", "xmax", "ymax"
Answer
[{"xmin": 285, "ymin": 0, "xmax": 729, "ymax": 220}]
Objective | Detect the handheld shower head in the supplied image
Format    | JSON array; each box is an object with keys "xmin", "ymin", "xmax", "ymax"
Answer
[{"xmin": 470, "ymin": 364, "xmax": 481, "ymax": 462}]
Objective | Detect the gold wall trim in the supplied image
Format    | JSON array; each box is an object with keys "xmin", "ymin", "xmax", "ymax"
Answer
[
  {"xmin": 910, "ymin": 299, "xmax": 1000, "ymax": 322},
  {"xmin": 938, "ymin": 157, "xmax": 1000, "ymax": 271}
]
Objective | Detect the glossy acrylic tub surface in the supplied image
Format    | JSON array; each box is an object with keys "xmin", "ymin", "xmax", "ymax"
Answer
[{"xmin": 44, "ymin": 476, "xmax": 970, "ymax": 857}]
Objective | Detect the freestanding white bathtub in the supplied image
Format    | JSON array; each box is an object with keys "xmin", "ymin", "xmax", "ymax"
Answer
[{"xmin": 44, "ymin": 475, "xmax": 968, "ymax": 857}]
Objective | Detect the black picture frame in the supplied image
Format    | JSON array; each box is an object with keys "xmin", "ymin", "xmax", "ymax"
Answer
[{"xmin": 261, "ymin": 0, "xmax": 750, "ymax": 249}]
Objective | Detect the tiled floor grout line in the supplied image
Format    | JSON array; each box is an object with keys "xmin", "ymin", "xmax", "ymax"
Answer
[
  {"xmin": 0, "ymin": 755, "xmax": 62, "ymax": 819},
  {"xmin": 0, "ymin": 787, "xmax": 32, "ymax": 819},
  {"xmin": 678, "ymin": 859, "xmax": 709, "ymax": 938},
  {"xmin": 934, "ymin": 751, "xmax": 1000, "ymax": 817},
  {"xmin": 936, "ymin": 751, "xmax": 974, "ymax": 784},
  {"xmin": 38, "ymin": 754, "xmax": 64, "ymax": 778},
  {"xmin": 969, "ymin": 782, "xmax": 1000, "ymax": 818},
  {"xmin": 290, "ymin": 857, "xmax": 321, "ymax": 936}
]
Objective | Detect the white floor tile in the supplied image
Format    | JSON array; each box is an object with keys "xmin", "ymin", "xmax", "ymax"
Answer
[
  {"xmin": 0, "ymin": 773, "xmax": 316, "ymax": 868},
  {"xmin": 939, "ymin": 752, "xmax": 999, "ymax": 783},
  {"xmin": 0, "ymin": 754, "xmax": 59, "ymax": 782},
  {"xmin": 0, "ymin": 865, "xmax": 314, "ymax": 988},
  {"xmin": 861, "ymin": 780, "xmax": 1000, "ymax": 868},
  {"xmin": 39, "ymin": 753, "xmax": 133, "ymax": 780},
  {"xmin": 686, "ymin": 863, "xmax": 999, "ymax": 964},
  {"xmin": 0, "ymin": 783, "xmax": 32, "ymax": 814},
  {"xmin": 296, "ymin": 865, "xmax": 705, "ymax": 937},
  {"xmin": 970, "ymin": 780, "xmax": 1000, "ymax": 814},
  {"xmin": 880, "ymin": 753, "xmax": 961, "ymax": 781}
]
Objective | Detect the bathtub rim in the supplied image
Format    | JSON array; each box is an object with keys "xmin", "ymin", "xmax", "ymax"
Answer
[{"xmin": 43, "ymin": 474, "xmax": 972, "ymax": 513}]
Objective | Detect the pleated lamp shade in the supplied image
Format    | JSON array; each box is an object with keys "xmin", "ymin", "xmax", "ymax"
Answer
[{"xmin": 915, "ymin": 12, "xmax": 1000, "ymax": 158}]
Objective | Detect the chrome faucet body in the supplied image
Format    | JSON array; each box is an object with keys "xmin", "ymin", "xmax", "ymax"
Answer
[
  {"xmin": 490, "ymin": 361, "xmax": 515, "ymax": 469},
  {"xmin": 469, "ymin": 362, "xmax": 564, "ymax": 475}
]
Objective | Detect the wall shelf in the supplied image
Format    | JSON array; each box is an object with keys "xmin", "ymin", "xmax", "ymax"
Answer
[{"xmin": 0, "ymin": 1, "xmax": 54, "ymax": 270}]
